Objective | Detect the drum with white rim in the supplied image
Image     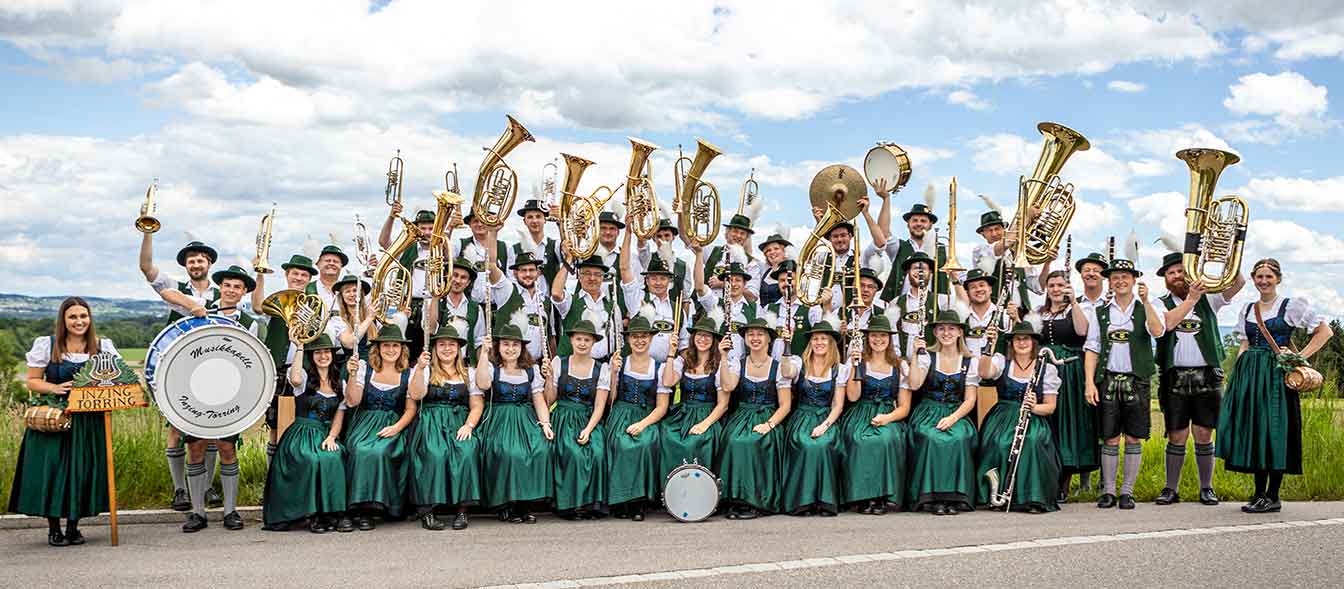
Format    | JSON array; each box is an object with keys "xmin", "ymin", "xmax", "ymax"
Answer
[
  {"xmin": 663, "ymin": 462, "xmax": 721, "ymax": 522},
  {"xmin": 146, "ymin": 315, "xmax": 276, "ymax": 439},
  {"xmin": 863, "ymin": 142, "xmax": 912, "ymax": 193}
]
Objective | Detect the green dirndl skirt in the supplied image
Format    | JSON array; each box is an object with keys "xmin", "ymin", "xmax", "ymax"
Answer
[
  {"xmin": 781, "ymin": 404, "xmax": 841, "ymax": 514},
  {"xmin": 907, "ymin": 399, "xmax": 978, "ymax": 511},
  {"xmin": 344, "ymin": 408, "xmax": 409, "ymax": 517},
  {"xmin": 1217, "ymin": 348, "xmax": 1302, "ymax": 474},
  {"xmin": 550, "ymin": 399, "xmax": 606, "ymax": 511},
  {"xmin": 976, "ymin": 400, "xmax": 1060, "ymax": 512},
  {"xmin": 659, "ymin": 401, "xmax": 723, "ymax": 481},
  {"xmin": 482, "ymin": 401, "xmax": 553, "ymax": 508},
  {"xmin": 838, "ymin": 398, "xmax": 908, "ymax": 505},
  {"xmin": 606, "ymin": 400, "xmax": 662, "ymax": 506},
  {"xmin": 1046, "ymin": 344, "xmax": 1098, "ymax": 473},
  {"xmin": 7, "ymin": 409, "xmax": 108, "ymax": 520},
  {"xmin": 263, "ymin": 417, "xmax": 347, "ymax": 526},
  {"xmin": 717, "ymin": 402, "xmax": 784, "ymax": 512},
  {"xmin": 409, "ymin": 402, "xmax": 483, "ymax": 511}
]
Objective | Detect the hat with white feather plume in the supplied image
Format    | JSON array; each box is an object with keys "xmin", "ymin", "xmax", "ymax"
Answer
[{"xmin": 901, "ymin": 184, "xmax": 940, "ymax": 223}]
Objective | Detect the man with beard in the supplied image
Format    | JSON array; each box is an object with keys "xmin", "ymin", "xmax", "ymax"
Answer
[
  {"xmin": 1153, "ymin": 252, "xmax": 1244, "ymax": 506},
  {"xmin": 252, "ymin": 253, "xmax": 316, "ymax": 465},
  {"xmin": 880, "ymin": 185, "xmax": 949, "ymax": 303},
  {"xmin": 810, "ymin": 193, "xmax": 887, "ymax": 325},
  {"xmin": 620, "ymin": 217, "xmax": 682, "ymax": 361},
  {"xmin": 513, "ymin": 198, "xmax": 561, "ymax": 296},
  {"xmin": 426, "ymin": 255, "xmax": 484, "ymax": 365},
  {"xmin": 485, "ymin": 227, "xmax": 549, "ymax": 364},
  {"xmin": 140, "ymin": 235, "xmax": 220, "ymax": 512}
]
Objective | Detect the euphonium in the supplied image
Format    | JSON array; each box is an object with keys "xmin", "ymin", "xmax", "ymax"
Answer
[
  {"xmin": 425, "ymin": 189, "xmax": 465, "ymax": 298},
  {"xmin": 1176, "ymin": 148, "xmax": 1247, "ymax": 293},
  {"xmin": 369, "ymin": 217, "xmax": 418, "ymax": 325},
  {"xmin": 253, "ymin": 204, "xmax": 276, "ymax": 275},
  {"xmin": 261, "ymin": 289, "xmax": 330, "ymax": 344},
  {"xmin": 625, "ymin": 137, "xmax": 661, "ymax": 240},
  {"xmin": 1017, "ymin": 122, "xmax": 1090, "ymax": 265},
  {"xmin": 796, "ymin": 164, "xmax": 867, "ymax": 306},
  {"xmin": 385, "ymin": 150, "xmax": 404, "ymax": 207},
  {"xmin": 557, "ymin": 153, "xmax": 621, "ymax": 261},
  {"xmin": 472, "ymin": 115, "xmax": 534, "ymax": 228},
  {"xmin": 673, "ymin": 139, "xmax": 723, "ymax": 247},
  {"xmin": 135, "ymin": 178, "xmax": 161, "ymax": 234}
]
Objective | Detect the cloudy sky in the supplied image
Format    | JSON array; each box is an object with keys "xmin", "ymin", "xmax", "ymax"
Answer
[{"xmin": 2, "ymin": 1, "xmax": 1342, "ymax": 323}]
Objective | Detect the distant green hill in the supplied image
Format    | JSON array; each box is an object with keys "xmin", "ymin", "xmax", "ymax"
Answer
[{"xmin": 0, "ymin": 292, "xmax": 162, "ymax": 319}]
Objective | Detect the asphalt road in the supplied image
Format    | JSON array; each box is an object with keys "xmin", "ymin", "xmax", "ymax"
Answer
[{"xmin": 2, "ymin": 502, "xmax": 1342, "ymax": 588}]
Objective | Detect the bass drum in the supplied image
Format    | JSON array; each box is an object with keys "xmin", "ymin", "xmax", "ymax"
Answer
[
  {"xmin": 146, "ymin": 315, "xmax": 276, "ymax": 439},
  {"xmin": 663, "ymin": 463, "xmax": 721, "ymax": 522},
  {"xmin": 863, "ymin": 143, "xmax": 912, "ymax": 193}
]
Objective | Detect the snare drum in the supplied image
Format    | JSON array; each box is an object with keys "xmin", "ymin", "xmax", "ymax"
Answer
[
  {"xmin": 663, "ymin": 463, "xmax": 721, "ymax": 522},
  {"xmin": 863, "ymin": 143, "xmax": 912, "ymax": 193},
  {"xmin": 146, "ymin": 315, "xmax": 277, "ymax": 439}
]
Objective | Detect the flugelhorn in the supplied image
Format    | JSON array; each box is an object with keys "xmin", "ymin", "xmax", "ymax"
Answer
[
  {"xmin": 471, "ymin": 115, "xmax": 534, "ymax": 228},
  {"xmin": 1015, "ymin": 122, "xmax": 1090, "ymax": 265},
  {"xmin": 796, "ymin": 164, "xmax": 867, "ymax": 306},
  {"xmin": 254, "ymin": 204, "xmax": 276, "ymax": 275},
  {"xmin": 738, "ymin": 168, "xmax": 759, "ymax": 215},
  {"xmin": 673, "ymin": 139, "xmax": 723, "ymax": 247},
  {"xmin": 135, "ymin": 178, "xmax": 161, "ymax": 234},
  {"xmin": 557, "ymin": 153, "xmax": 621, "ymax": 261},
  {"xmin": 1176, "ymin": 148, "xmax": 1247, "ymax": 293},
  {"xmin": 425, "ymin": 188, "xmax": 465, "ymax": 299},
  {"xmin": 385, "ymin": 150, "xmax": 404, "ymax": 207},
  {"xmin": 626, "ymin": 137, "xmax": 661, "ymax": 240},
  {"xmin": 261, "ymin": 289, "xmax": 330, "ymax": 344}
]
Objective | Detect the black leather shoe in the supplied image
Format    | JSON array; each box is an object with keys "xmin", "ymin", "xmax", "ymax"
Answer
[
  {"xmin": 309, "ymin": 518, "xmax": 329, "ymax": 534},
  {"xmin": 206, "ymin": 488, "xmax": 223, "ymax": 507},
  {"xmin": 872, "ymin": 502, "xmax": 888, "ymax": 515},
  {"xmin": 451, "ymin": 512, "xmax": 469, "ymax": 530},
  {"xmin": 1155, "ymin": 487, "xmax": 1180, "ymax": 505},
  {"xmin": 1247, "ymin": 497, "xmax": 1282, "ymax": 513},
  {"xmin": 420, "ymin": 513, "xmax": 446, "ymax": 531},
  {"xmin": 356, "ymin": 516, "xmax": 375, "ymax": 531},
  {"xmin": 631, "ymin": 505, "xmax": 646, "ymax": 522},
  {"xmin": 736, "ymin": 507, "xmax": 759, "ymax": 520},
  {"xmin": 1096, "ymin": 493, "xmax": 1117, "ymax": 508},
  {"xmin": 48, "ymin": 531, "xmax": 69, "ymax": 547},
  {"xmin": 932, "ymin": 503, "xmax": 948, "ymax": 516},
  {"xmin": 182, "ymin": 513, "xmax": 208, "ymax": 533},
  {"xmin": 1057, "ymin": 489, "xmax": 1069, "ymax": 504},
  {"xmin": 1118, "ymin": 494, "xmax": 1136, "ymax": 510},
  {"xmin": 65, "ymin": 529, "xmax": 85, "ymax": 545},
  {"xmin": 336, "ymin": 516, "xmax": 355, "ymax": 532},
  {"xmin": 1199, "ymin": 488, "xmax": 1220, "ymax": 505},
  {"xmin": 885, "ymin": 500, "xmax": 904, "ymax": 513},
  {"xmin": 223, "ymin": 511, "xmax": 244, "ymax": 530},
  {"xmin": 171, "ymin": 489, "xmax": 192, "ymax": 512}
]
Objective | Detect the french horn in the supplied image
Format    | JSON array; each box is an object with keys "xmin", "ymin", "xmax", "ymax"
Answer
[
  {"xmin": 261, "ymin": 289, "xmax": 330, "ymax": 344},
  {"xmin": 1176, "ymin": 148, "xmax": 1247, "ymax": 293},
  {"xmin": 471, "ymin": 115, "xmax": 534, "ymax": 228}
]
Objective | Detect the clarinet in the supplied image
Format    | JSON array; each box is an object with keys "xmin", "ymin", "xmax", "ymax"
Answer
[
  {"xmin": 986, "ymin": 347, "xmax": 1077, "ymax": 510},
  {"xmin": 608, "ymin": 270, "xmax": 622, "ymax": 361}
]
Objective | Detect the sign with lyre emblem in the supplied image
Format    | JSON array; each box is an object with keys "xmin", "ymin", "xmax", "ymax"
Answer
[{"xmin": 66, "ymin": 352, "xmax": 147, "ymax": 548}]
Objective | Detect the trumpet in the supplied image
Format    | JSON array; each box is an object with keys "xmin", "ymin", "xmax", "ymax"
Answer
[
  {"xmin": 253, "ymin": 204, "xmax": 276, "ymax": 275},
  {"xmin": 425, "ymin": 189, "xmax": 465, "ymax": 299},
  {"xmin": 796, "ymin": 164, "xmax": 867, "ymax": 306},
  {"xmin": 673, "ymin": 139, "xmax": 723, "ymax": 247},
  {"xmin": 557, "ymin": 153, "xmax": 621, "ymax": 261},
  {"xmin": 1176, "ymin": 148, "xmax": 1247, "ymax": 292},
  {"xmin": 353, "ymin": 214, "xmax": 377, "ymax": 278},
  {"xmin": 385, "ymin": 150, "xmax": 404, "ymax": 207},
  {"xmin": 471, "ymin": 115, "xmax": 534, "ymax": 228},
  {"xmin": 1015, "ymin": 122, "xmax": 1090, "ymax": 265},
  {"xmin": 738, "ymin": 168, "xmax": 759, "ymax": 215},
  {"xmin": 625, "ymin": 137, "xmax": 662, "ymax": 239},
  {"xmin": 135, "ymin": 178, "xmax": 161, "ymax": 234}
]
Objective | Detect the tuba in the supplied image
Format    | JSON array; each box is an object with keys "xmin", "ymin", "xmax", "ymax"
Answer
[
  {"xmin": 625, "ymin": 137, "xmax": 661, "ymax": 239},
  {"xmin": 136, "ymin": 178, "xmax": 161, "ymax": 234},
  {"xmin": 1176, "ymin": 148, "xmax": 1247, "ymax": 292},
  {"xmin": 261, "ymin": 289, "xmax": 330, "ymax": 344},
  {"xmin": 385, "ymin": 150, "xmax": 404, "ymax": 207},
  {"xmin": 471, "ymin": 115, "xmax": 534, "ymax": 228},
  {"xmin": 673, "ymin": 139, "xmax": 723, "ymax": 247},
  {"xmin": 557, "ymin": 153, "xmax": 621, "ymax": 261},
  {"xmin": 1015, "ymin": 122, "xmax": 1090, "ymax": 265},
  {"xmin": 253, "ymin": 204, "xmax": 276, "ymax": 274},
  {"xmin": 796, "ymin": 164, "xmax": 867, "ymax": 306},
  {"xmin": 368, "ymin": 217, "xmax": 418, "ymax": 325},
  {"xmin": 424, "ymin": 188, "xmax": 465, "ymax": 299}
]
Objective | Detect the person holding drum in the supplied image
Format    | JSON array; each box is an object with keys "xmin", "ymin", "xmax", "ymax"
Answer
[
  {"xmin": 659, "ymin": 309, "xmax": 732, "ymax": 483},
  {"xmin": 407, "ymin": 321, "xmax": 485, "ymax": 531},
  {"xmin": 781, "ymin": 316, "xmax": 847, "ymax": 517},
  {"xmin": 263, "ymin": 334, "xmax": 349, "ymax": 533},
  {"xmin": 606, "ymin": 309, "xmax": 671, "ymax": 522},
  {"xmin": 546, "ymin": 312, "xmax": 611, "ymax": 520},
  {"xmin": 838, "ymin": 307, "xmax": 911, "ymax": 515},
  {"xmin": 341, "ymin": 324, "xmax": 419, "ymax": 531},
  {"xmin": 9, "ymin": 297, "xmax": 119, "ymax": 546},
  {"xmin": 904, "ymin": 310, "xmax": 980, "ymax": 516},
  {"xmin": 717, "ymin": 313, "xmax": 796, "ymax": 520},
  {"xmin": 476, "ymin": 315, "xmax": 554, "ymax": 524},
  {"xmin": 976, "ymin": 321, "xmax": 1062, "ymax": 514}
]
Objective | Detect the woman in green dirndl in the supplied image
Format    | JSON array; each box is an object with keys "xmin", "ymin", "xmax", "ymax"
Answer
[
  {"xmin": 407, "ymin": 320, "xmax": 484, "ymax": 531},
  {"xmin": 1217, "ymin": 259, "xmax": 1333, "ymax": 513},
  {"xmin": 606, "ymin": 311, "xmax": 671, "ymax": 521},
  {"xmin": 838, "ymin": 308, "xmax": 911, "ymax": 515},
  {"xmin": 331, "ymin": 273, "xmax": 374, "ymax": 367},
  {"xmin": 905, "ymin": 310, "xmax": 980, "ymax": 515},
  {"xmin": 975, "ymin": 321, "xmax": 1062, "ymax": 513},
  {"xmin": 659, "ymin": 311, "xmax": 732, "ymax": 481},
  {"xmin": 781, "ymin": 316, "xmax": 847, "ymax": 516},
  {"xmin": 717, "ymin": 314, "xmax": 796, "ymax": 519},
  {"xmin": 1036, "ymin": 270, "xmax": 1095, "ymax": 502},
  {"xmin": 545, "ymin": 313, "xmax": 611, "ymax": 519},
  {"xmin": 263, "ymin": 334, "xmax": 349, "ymax": 533},
  {"xmin": 341, "ymin": 324, "xmax": 418, "ymax": 530},
  {"xmin": 476, "ymin": 315, "xmax": 554, "ymax": 523},
  {"xmin": 9, "ymin": 298, "xmax": 116, "ymax": 547}
]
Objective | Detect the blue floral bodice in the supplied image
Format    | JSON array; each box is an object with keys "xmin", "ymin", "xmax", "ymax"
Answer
[
  {"xmin": 616, "ymin": 359, "xmax": 661, "ymax": 407},
  {"xmin": 559, "ymin": 357, "xmax": 603, "ymax": 406},
  {"xmin": 297, "ymin": 390, "xmax": 343, "ymax": 422},
  {"xmin": 424, "ymin": 380, "xmax": 470, "ymax": 406},
  {"xmin": 856, "ymin": 362, "xmax": 896, "ymax": 402},
  {"xmin": 1244, "ymin": 299, "xmax": 1294, "ymax": 350},
  {"xmin": 680, "ymin": 371, "xmax": 716, "ymax": 404},
  {"xmin": 40, "ymin": 358, "xmax": 86, "ymax": 409},
  {"xmin": 996, "ymin": 369, "xmax": 1045, "ymax": 403},
  {"xmin": 917, "ymin": 354, "xmax": 970, "ymax": 404},
  {"xmin": 361, "ymin": 369, "xmax": 409, "ymax": 412},
  {"xmin": 735, "ymin": 358, "xmax": 780, "ymax": 406},
  {"xmin": 795, "ymin": 367, "xmax": 837, "ymax": 407},
  {"xmin": 491, "ymin": 365, "xmax": 536, "ymax": 404}
]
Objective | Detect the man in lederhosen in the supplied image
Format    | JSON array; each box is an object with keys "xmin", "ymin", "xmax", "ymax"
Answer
[
  {"xmin": 1153, "ymin": 252, "xmax": 1245, "ymax": 506},
  {"xmin": 1084, "ymin": 257, "xmax": 1165, "ymax": 510},
  {"xmin": 513, "ymin": 198, "xmax": 562, "ymax": 297},
  {"xmin": 252, "ymin": 253, "xmax": 316, "ymax": 465}
]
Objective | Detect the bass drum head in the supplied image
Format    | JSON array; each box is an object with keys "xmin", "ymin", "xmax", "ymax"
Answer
[
  {"xmin": 145, "ymin": 316, "xmax": 237, "ymax": 394},
  {"xmin": 150, "ymin": 321, "xmax": 276, "ymax": 439},
  {"xmin": 663, "ymin": 464, "xmax": 720, "ymax": 522},
  {"xmin": 863, "ymin": 144, "xmax": 911, "ymax": 192}
]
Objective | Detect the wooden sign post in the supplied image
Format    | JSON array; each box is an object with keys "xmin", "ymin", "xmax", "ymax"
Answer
[{"xmin": 67, "ymin": 353, "xmax": 148, "ymax": 547}]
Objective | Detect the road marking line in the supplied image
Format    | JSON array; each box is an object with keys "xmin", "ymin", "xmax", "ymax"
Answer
[{"xmin": 479, "ymin": 518, "xmax": 1341, "ymax": 589}]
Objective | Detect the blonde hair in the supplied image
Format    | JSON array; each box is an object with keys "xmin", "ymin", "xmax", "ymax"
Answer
[
  {"xmin": 369, "ymin": 342, "xmax": 409, "ymax": 373},
  {"xmin": 929, "ymin": 329, "xmax": 971, "ymax": 358},
  {"xmin": 430, "ymin": 339, "xmax": 466, "ymax": 386},
  {"xmin": 863, "ymin": 333, "xmax": 902, "ymax": 368},
  {"xmin": 802, "ymin": 334, "xmax": 841, "ymax": 377}
]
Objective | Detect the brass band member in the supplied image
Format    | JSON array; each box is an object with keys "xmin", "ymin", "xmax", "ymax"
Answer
[
  {"xmin": 960, "ymin": 268, "xmax": 1014, "ymax": 357},
  {"xmin": 694, "ymin": 243, "xmax": 761, "ymax": 361},
  {"xmin": 254, "ymin": 253, "xmax": 317, "ymax": 465},
  {"xmin": 703, "ymin": 212, "xmax": 761, "ymax": 302},
  {"xmin": 426, "ymin": 257, "xmax": 484, "ymax": 366},
  {"xmin": 636, "ymin": 216, "xmax": 691, "ymax": 303},
  {"xmin": 765, "ymin": 260, "xmax": 825, "ymax": 358},
  {"xmin": 513, "ymin": 199, "xmax": 562, "ymax": 296},
  {"xmin": 755, "ymin": 231, "xmax": 792, "ymax": 307},
  {"xmin": 1036, "ymin": 269, "xmax": 1095, "ymax": 502},
  {"xmin": 551, "ymin": 256, "xmax": 619, "ymax": 362},
  {"xmin": 596, "ymin": 208, "xmax": 633, "ymax": 276},
  {"xmin": 456, "ymin": 209, "xmax": 511, "ymax": 302},
  {"xmin": 977, "ymin": 321, "xmax": 1062, "ymax": 513},
  {"xmin": 880, "ymin": 186, "xmax": 948, "ymax": 303},
  {"xmin": 973, "ymin": 206, "xmax": 1043, "ymax": 314},
  {"xmin": 486, "ymin": 228, "xmax": 549, "ymax": 363},
  {"xmin": 378, "ymin": 205, "xmax": 437, "ymax": 354},
  {"xmin": 620, "ymin": 218, "xmax": 683, "ymax": 361},
  {"xmin": 1074, "ymin": 252, "xmax": 1110, "ymax": 309},
  {"xmin": 312, "ymin": 245, "xmax": 350, "ymax": 311}
]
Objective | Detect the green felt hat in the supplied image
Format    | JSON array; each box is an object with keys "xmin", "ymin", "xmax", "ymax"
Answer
[
  {"xmin": 414, "ymin": 209, "xmax": 435, "ymax": 224},
  {"xmin": 803, "ymin": 317, "xmax": 842, "ymax": 341},
  {"xmin": 901, "ymin": 251, "xmax": 935, "ymax": 272},
  {"xmin": 962, "ymin": 268, "xmax": 996, "ymax": 288},
  {"xmin": 977, "ymin": 210, "xmax": 1006, "ymax": 232},
  {"xmin": 758, "ymin": 233, "xmax": 792, "ymax": 251},
  {"xmin": 723, "ymin": 213, "xmax": 755, "ymax": 233},
  {"xmin": 1005, "ymin": 320, "xmax": 1043, "ymax": 340},
  {"xmin": 1102, "ymin": 259, "xmax": 1142, "ymax": 278},
  {"xmin": 566, "ymin": 319, "xmax": 605, "ymax": 341},
  {"xmin": 718, "ymin": 261, "xmax": 751, "ymax": 280},
  {"xmin": 598, "ymin": 211, "xmax": 625, "ymax": 229},
  {"xmin": 642, "ymin": 252, "xmax": 676, "ymax": 276},
  {"xmin": 318, "ymin": 245, "xmax": 349, "ymax": 266},
  {"xmin": 736, "ymin": 315, "xmax": 777, "ymax": 339},
  {"xmin": 859, "ymin": 267, "xmax": 884, "ymax": 289},
  {"xmin": 1157, "ymin": 252, "xmax": 1183, "ymax": 276},
  {"xmin": 509, "ymin": 250, "xmax": 542, "ymax": 270},
  {"xmin": 370, "ymin": 324, "xmax": 410, "ymax": 343},
  {"xmin": 494, "ymin": 321, "xmax": 525, "ymax": 341},
  {"xmin": 863, "ymin": 312, "xmax": 899, "ymax": 334},
  {"xmin": 656, "ymin": 218, "xmax": 679, "ymax": 236},
  {"xmin": 429, "ymin": 322, "xmax": 469, "ymax": 345},
  {"xmin": 176, "ymin": 241, "xmax": 219, "ymax": 267},
  {"xmin": 281, "ymin": 254, "xmax": 318, "ymax": 276},
  {"xmin": 1075, "ymin": 252, "xmax": 1108, "ymax": 273},
  {"xmin": 624, "ymin": 314, "xmax": 659, "ymax": 334},
  {"xmin": 902, "ymin": 202, "xmax": 939, "ymax": 224},
  {"xmin": 689, "ymin": 315, "xmax": 723, "ymax": 336},
  {"xmin": 576, "ymin": 255, "xmax": 608, "ymax": 272},
  {"xmin": 929, "ymin": 309, "xmax": 966, "ymax": 330},
  {"xmin": 305, "ymin": 333, "xmax": 340, "ymax": 351},
  {"xmin": 770, "ymin": 259, "xmax": 797, "ymax": 279},
  {"xmin": 451, "ymin": 256, "xmax": 478, "ymax": 282},
  {"xmin": 333, "ymin": 273, "xmax": 371, "ymax": 296},
  {"xmin": 210, "ymin": 265, "xmax": 256, "ymax": 292}
]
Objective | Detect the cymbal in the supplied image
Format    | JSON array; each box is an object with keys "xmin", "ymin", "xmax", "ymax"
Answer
[{"xmin": 808, "ymin": 164, "xmax": 867, "ymax": 221}]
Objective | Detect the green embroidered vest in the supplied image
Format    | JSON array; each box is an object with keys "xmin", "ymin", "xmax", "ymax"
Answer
[
  {"xmin": 1155, "ymin": 294, "xmax": 1223, "ymax": 370},
  {"xmin": 1095, "ymin": 298, "xmax": 1155, "ymax": 381}
]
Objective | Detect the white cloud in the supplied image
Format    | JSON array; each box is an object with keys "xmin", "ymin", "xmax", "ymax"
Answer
[
  {"xmin": 1223, "ymin": 71, "xmax": 1331, "ymax": 137},
  {"xmin": 1106, "ymin": 80, "xmax": 1145, "ymax": 93},
  {"xmin": 947, "ymin": 90, "xmax": 990, "ymax": 111},
  {"xmin": 1114, "ymin": 123, "xmax": 1236, "ymax": 160},
  {"xmin": 1243, "ymin": 219, "xmax": 1344, "ymax": 265},
  {"xmin": 1235, "ymin": 176, "xmax": 1344, "ymax": 212},
  {"xmin": 967, "ymin": 131, "xmax": 1133, "ymax": 198}
]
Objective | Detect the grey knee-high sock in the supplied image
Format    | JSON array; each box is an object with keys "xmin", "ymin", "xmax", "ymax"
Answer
[
  {"xmin": 1120, "ymin": 443, "xmax": 1143, "ymax": 496},
  {"xmin": 1101, "ymin": 444, "xmax": 1120, "ymax": 495},
  {"xmin": 186, "ymin": 462, "xmax": 208, "ymax": 516},
  {"xmin": 219, "ymin": 462, "xmax": 240, "ymax": 514},
  {"xmin": 204, "ymin": 443, "xmax": 219, "ymax": 487},
  {"xmin": 166, "ymin": 447, "xmax": 187, "ymax": 492},
  {"xmin": 266, "ymin": 442, "xmax": 278, "ymax": 468},
  {"xmin": 1164, "ymin": 442, "xmax": 1186, "ymax": 490},
  {"xmin": 1195, "ymin": 443, "xmax": 1215, "ymax": 490}
]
